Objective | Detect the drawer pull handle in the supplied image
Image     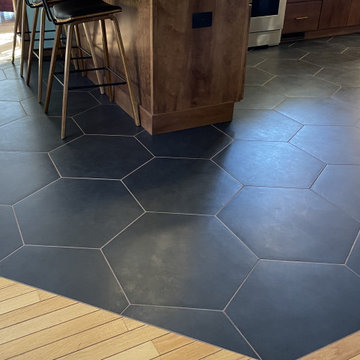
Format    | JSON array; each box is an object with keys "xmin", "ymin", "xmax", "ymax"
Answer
[{"xmin": 295, "ymin": 16, "xmax": 310, "ymax": 20}]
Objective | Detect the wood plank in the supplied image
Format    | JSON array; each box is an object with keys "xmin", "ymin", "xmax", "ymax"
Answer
[
  {"xmin": 122, "ymin": 316, "xmax": 144, "ymax": 331},
  {"xmin": 11, "ymin": 318, "xmax": 129, "ymax": 360},
  {"xmin": 202, "ymin": 349, "xmax": 254, "ymax": 360},
  {"xmin": 0, "ymin": 295, "xmax": 75, "ymax": 330},
  {"xmin": 0, "ymin": 277, "xmax": 15, "ymax": 289},
  {"xmin": 0, "ymin": 310, "xmax": 119, "ymax": 359},
  {"xmin": 0, "ymin": 302, "xmax": 96, "ymax": 345},
  {"xmin": 104, "ymin": 341, "xmax": 159, "ymax": 360},
  {"xmin": 153, "ymin": 341, "xmax": 220, "ymax": 360},
  {"xmin": 0, "ymin": 283, "xmax": 34, "ymax": 302},
  {"xmin": 0, "ymin": 290, "xmax": 53, "ymax": 315},
  {"xmin": 58, "ymin": 325, "xmax": 168, "ymax": 360},
  {"xmin": 152, "ymin": 333, "xmax": 194, "ymax": 355}
]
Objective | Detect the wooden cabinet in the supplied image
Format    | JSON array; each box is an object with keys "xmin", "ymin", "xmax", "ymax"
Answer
[{"xmin": 283, "ymin": 0, "xmax": 360, "ymax": 38}]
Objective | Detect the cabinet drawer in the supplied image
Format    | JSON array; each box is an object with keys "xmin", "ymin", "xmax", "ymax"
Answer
[{"xmin": 283, "ymin": 1, "xmax": 322, "ymax": 34}]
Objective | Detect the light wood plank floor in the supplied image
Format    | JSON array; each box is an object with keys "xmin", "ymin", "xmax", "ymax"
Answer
[{"xmin": 0, "ymin": 277, "xmax": 253, "ymax": 360}]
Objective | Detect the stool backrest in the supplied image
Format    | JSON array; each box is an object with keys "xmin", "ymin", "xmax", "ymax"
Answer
[
  {"xmin": 24, "ymin": 0, "xmax": 42, "ymax": 8},
  {"xmin": 41, "ymin": 0, "xmax": 58, "ymax": 23}
]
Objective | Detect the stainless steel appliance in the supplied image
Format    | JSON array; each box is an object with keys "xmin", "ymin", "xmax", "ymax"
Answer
[{"xmin": 248, "ymin": 0, "xmax": 287, "ymax": 47}]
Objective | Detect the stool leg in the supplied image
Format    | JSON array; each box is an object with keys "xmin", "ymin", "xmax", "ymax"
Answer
[
  {"xmin": 20, "ymin": 0, "xmax": 26, "ymax": 77},
  {"xmin": 83, "ymin": 23, "xmax": 104, "ymax": 95},
  {"xmin": 11, "ymin": 0, "xmax": 22, "ymax": 64},
  {"xmin": 26, "ymin": 6, "xmax": 39, "ymax": 86},
  {"xmin": 111, "ymin": 16, "xmax": 140, "ymax": 126},
  {"xmin": 38, "ymin": 7, "xmax": 45, "ymax": 103},
  {"xmin": 61, "ymin": 24, "xmax": 74, "ymax": 140},
  {"xmin": 44, "ymin": 24, "xmax": 62, "ymax": 114},
  {"xmin": 100, "ymin": 19, "xmax": 113, "ymax": 102},
  {"xmin": 74, "ymin": 25, "xmax": 86, "ymax": 77}
]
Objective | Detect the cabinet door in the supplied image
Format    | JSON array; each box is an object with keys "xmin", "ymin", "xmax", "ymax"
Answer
[
  {"xmin": 348, "ymin": 0, "xmax": 360, "ymax": 26},
  {"xmin": 319, "ymin": 0, "xmax": 352, "ymax": 28}
]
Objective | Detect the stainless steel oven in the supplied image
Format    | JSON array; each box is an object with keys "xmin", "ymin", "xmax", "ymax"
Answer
[{"xmin": 248, "ymin": 0, "xmax": 287, "ymax": 47}]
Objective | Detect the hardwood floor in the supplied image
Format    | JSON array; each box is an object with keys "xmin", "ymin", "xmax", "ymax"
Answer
[{"xmin": 0, "ymin": 277, "xmax": 253, "ymax": 360}]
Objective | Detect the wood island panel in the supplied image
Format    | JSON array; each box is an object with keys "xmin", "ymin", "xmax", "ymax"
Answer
[{"xmin": 83, "ymin": 0, "xmax": 251, "ymax": 134}]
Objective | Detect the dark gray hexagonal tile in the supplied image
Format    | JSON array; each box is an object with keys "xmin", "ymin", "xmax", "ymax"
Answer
[
  {"xmin": 0, "ymin": 69, "xmax": 5, "ymax": 81},
  {"xmin": 291, "ymin": 126, "xmax": 360, "ymax": 164},
  {"xmin": 226, "ymin": 261, "xmax": 360, "ymax": 360},
  {"xmin": 347, "ymin": 236, "xmax": 360, "ymax": 276},
  {"xmin": 258, "ymin": 59, "xmax": 321, "ymax": 76},
  {"xmin": 0, "ymin": 151, "xmax": 59, "ymax": 205},
  {"xmin": 235, "ymin": 86, "xmax": 285, "ymax": 110},
  {"xmin": 313, "ymin": 165, "xmax": 360, "ymax": 222},
  {"xmin": 0, "ymin": 206, "xmax": 22, "ymax": 260},
  {"xmin": 50, "ymin": 135, "xmax": 152, "ymax": 179},
  {"xmin": 316, "ymin": 67, "xmax": 360, "ymax": 87},
  {"xmin": 0, "ymin": 246, "xmax": 128, "ymax": 313},
  {"xmin": 0, "ymin": 115, "xmax": 82, "ymax": 152},
  {"xmin": 0, "ymin": 80, "xmax": 34, "ymax": 101},
  {"xmin": 250, "ymin": 44, "xmax": 307, "ymax": 60},
  {"xmin": 123, "ymin": 158, "xmax": 242, "ymax": 214},
  {"xmin": 136, "ymin": 126, "xmax": 231, "ymax": 159},
  {"xmin": 329, "ymin": 34, "xmax": 360, "ymax": 47},
  {"xmin": 124, "ymin": 305, "xmax": 257, "ymax": 357},
  {"xmin": 303, "ymin": 52, "xmax": 360, "ymax": 70},
  {"xmin": 218, "ymin": 187, "xmax": 359, "ymax": 262},
  {"xmin": 0, "ymin": 101, "xmax": 26, "ymax": 127},
  {"xmin": 213, "ymin": 141, "xmax": 324, "ymax": 188},
  {"xmin": 21, "ymin": 91, "xmax": 98, "ymax": 117},
  {"xmin": 104, "ymin": 213, "xmax": 257, "ymax": 309},
  {"xmin": 266, "ymin": 75, "xmax": 339, "ymax": 97},
  {"xmin": 216, "ymin": 109, "xmax": 302, "ymax": 141},
  {"xmin": 334, "ymin": 87, "xmax": 360, "ymax": 108},
  {"xmin": 276, "ymin": 97, "xmax": 360, "ymax": 126},
  {"xmin": 89, "ymin": 89, "xmax": 113, "ymax": 105},
  {"xmin": 245, "ymin": 67, "xmax": 273, "ymax": 86},
  {"xmin": 291, "ymin": 39, "xmax": 346, "ymax": 54},
  {"xmin": 343, "ymin": 47, "xmax": 360, "ymax": 58},
  {"xmin": 14, "ymin": 178, "xmax": 143, "ymax": 248},
  {"xmin": 246, "ymin": 51, "xmax": 265, "ymax": 67},
  {"xmin": 73, "ymin": 105, "xmax": 141, "ymax": 136}
]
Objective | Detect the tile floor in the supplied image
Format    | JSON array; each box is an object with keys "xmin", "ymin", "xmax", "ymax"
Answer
[{"xmin": 1, "ymin": 21, "xmax": 360, "ymax": 359}]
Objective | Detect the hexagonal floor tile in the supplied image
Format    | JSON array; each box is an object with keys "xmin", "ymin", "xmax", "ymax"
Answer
[
  {"xmin": 124, "ymin": 305, "xmax": 256, "ymax": 356},
  {"xmin": 0, "ymin": 115, "xmax": 82, "ymax": 152},
  {"xmin": 347, "ymin": 237, "xmax": 360, "ymax": 276},
  {"xmin": 329, "ymin": 34, "xmax": 360, "ymax": 47},
  {"xmin": 0, "ymin": 151, "xmax": 59, "ymax": 205},
  {"xmin": 103, "ymin": 213, "xmax": 257, "ymax": 309},
  {"xmin": 235, "ymin": 86, "xmax": 285, "ymax": 110},
  {"xmin": 276, "ymin": 97, "xmax": 360, "ymax": 126},
  {"xmin": 258, "ymin": 59, "xmax": 321, "ymax": 76},
  {"xmin": 135, "ymin": 126, "xmax": 231, "ymax": 158},
  {"xmin": 216, "ymin": 109, "xmax": 302, "ymax": 141},
  {"xmin": 303, "ymin": 52, "xmax": 360, "ymax": 69},
  {"xmin": 14, "ymin": 178, "xmax": 143, "ymax": 248},
  {"xmin": 250, "ymin": 45, "xmax": 307, "ymax": 60},
  {"xmin": 266, "ymin": 75, "xmax": 339, "ymax": 97},
  {"xmin": 74, "ymin": 105, "xmax": 142, "ymax": 136},
  {"xmin": 0, "ymin": 80, "xmax": 34, "ymax": 101},
  {"xmin": 246, "ymin": 52, "xmax": 265, "ymax": 67},
  {"xmin": 50, "ymin": 135, "xmax": 152, "ymax": 179},
  {"xmin": 316, "ymin": 67, "xmax": 360, "ymax": 87},
  {"xmin": 0, "ymin": 101, "xmax": 26, "ymax": 127},
  {"xmin": 291, "ymin": 126, "xmax": 360, "ymax": 164},
  {"xmin": 334, "ymin": 87, "xmax": 360, "ymax": 108},
  {"xmin": 123, "ymin": 158, "xmax": 242, "ymax": 214},
  {"xmin": 213, "ymin": 141, "xmax": 324, "ymax": 188},
  {"xmin": 226, "ymin": 260, "xmax": 360, "ymax": 360},
  {"xmin": 218, "ymin": 187, "xmax": 359, "ymax": 262},
  {"xmin": 0, "ymin": 69, "xmax": 5, "ymax": 81},
  {"xmin": 245, "ymin": 67, "xmax": 273, "ymax": 86},
  {"xmin": 291, "ymin": 39, "xmax": 346, "ymax": 54},
  {"xmin": 21, "ymin": 91, "xmax": 99, "ymax": 117},
  {"xmin": 0, "ymin": 206, "xmax": 22, "ymax": 261},
  {"xmin": 0, "ymin": 246, "xmax": 128, "ymax": 313},
  {"xmin": 344, "ymin": 47, "xmax": 360, "ymax": 58},
  {"xmin": 313, "ymin": 165, "xmax": 360, "ymax": 222}
]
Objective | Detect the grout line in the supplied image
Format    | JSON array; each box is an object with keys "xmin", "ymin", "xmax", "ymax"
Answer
[
  {"xmin": 312, "ymin": 66, "xmax": 325, "ymax": 77},
  {"xmin": 47, "ymin": 153, "xmax": 62, "ymax": 178},
  {"xmin": 48, "ymin": 134, "xmax": 85, "ymax": 153},
  {"xmin": 120, "ymin": 180, "xmax": 147, "ymax": 212},
  {"xmin": 133, "ymin": 136, "xmax": 156, "ymax": 158},
  {"xmin": 129, "ymin": 303, "xmax": 223, "ymax": 313},
  {"xmin": 345, "ymin": 264, "xmax": 360, "ymax": 279},
  {"xmin": 209, "ymin": 159, "xmax": 243, "ymax": 186},
  {"xmin": 121, "ymin": 156, "xmax": 155, "ymax": 182},
  {"xmin": 214, "ymin": 187, "xmax": 243, "ymax": 216},
  {"xmin": 145, "ymin": 210, "xmax": 214, "ymax": 217},
  {"xmin": 23, "ymin": 244, "xmax": 100, "ymax": 250},
  {"xmin": 211, "ymin": 124, "xmax": 233, "ymax": 141},
  {"xmin": 261, "ymin": 258, "xmax": 345, "ymax": 266},
  {"xmin": 345, "ymin": 229, "xmax": 360, "ymax": 265},
  {"xmin": 61, "ymin": 176, "xmax": 122, "ymax": 182},
  {"xmin": 11, "ymin": 206, "xmax": 25, "ymax": 246},
  {"xmin": 210, "ymin": 139, "xmax": 234, "ymax": 160},
  {"xmin": 0, "ymin": 245, "xmax": 23, "ymax": 264},
  {"xmin": 308, "ymin": 164, "xmax": 327, "ymax": 189}
]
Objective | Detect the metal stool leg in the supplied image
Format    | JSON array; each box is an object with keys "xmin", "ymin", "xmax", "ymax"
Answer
[
  {"xmin": 111, "ymin": 16, "xmax": 140, "ymax": 126},
  {"xmin": 38, "ymin": 7, "xmax": 45, "ymax": 103},
  {"xmin": 44, "ymin": 24, "xmax": 62, "ymax": 113},
  {"xmin": 100, "ymin": 19, "xmax": 113, "ymax": 102},
  {"xmin": 61, "ymin": 24, "xmax": 74, "ymax": 139},
  {"xmin": 20, "ymin": 0, "xmax": 26, "ymax": 77},
  {"xmin": 11, "ymin": 0, "xmax": 22, "ymax": 63},
  {"xmin": 26, "ymin": 6, "xmax": 39, "ymax": 85},
  {"xmin": 83, "ymin": 23, "xmax": 104, "ymax": 95}
]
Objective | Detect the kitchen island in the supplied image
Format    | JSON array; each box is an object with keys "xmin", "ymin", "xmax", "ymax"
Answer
[{"xmin": 85, "ymin": 0, "xmax": 251, "ymax": 134}]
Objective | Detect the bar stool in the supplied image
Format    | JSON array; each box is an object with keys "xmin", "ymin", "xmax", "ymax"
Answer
[{"xmin": 42, "ymin": 0, "xmax": 140, "ymax": 139}]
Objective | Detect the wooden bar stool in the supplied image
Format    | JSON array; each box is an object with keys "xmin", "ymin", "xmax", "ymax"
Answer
[{"xmin": 42, "ymin": 0, "xmax": 140, "ymax": 139}]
